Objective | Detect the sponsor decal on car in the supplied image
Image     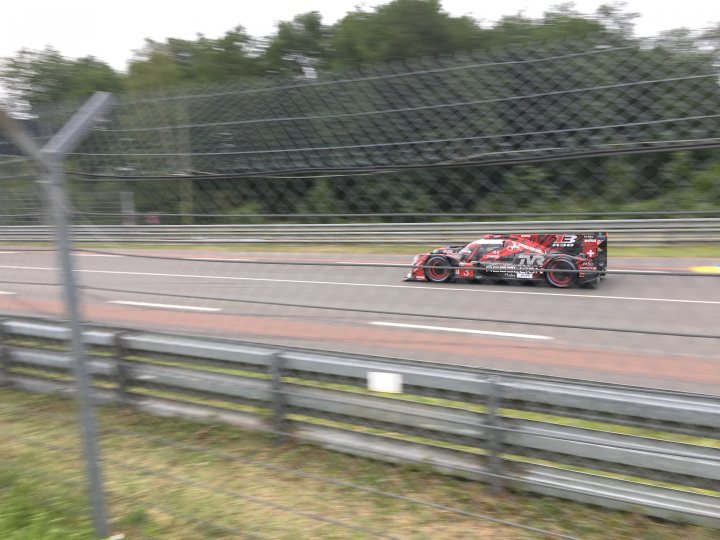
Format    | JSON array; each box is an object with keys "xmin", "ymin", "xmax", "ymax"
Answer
[
  {"xmin": 517, "ymin": 253, "xmax": 545, "ymax": 266},
  {"xmin": 457, "ymin": 264, "xmax": 474, "ymax": 278},
  {"xmin": 552, "ymin": 234, "xmax": 579, "ymax": 247},
  {"xmin": 508, "ymin": 241, "xmax": 544, "ymax": 253}
]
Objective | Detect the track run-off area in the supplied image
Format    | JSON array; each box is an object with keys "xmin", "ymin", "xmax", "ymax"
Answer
[{"xmin": 0, "ymin": 248, "xmax": 718, "ymax": 394}]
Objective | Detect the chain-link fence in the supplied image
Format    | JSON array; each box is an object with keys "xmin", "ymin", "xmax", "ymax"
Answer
[
  {"xmin": 1, "ymin": 37, "xmax": 719, "ymax": 538},
  {"xmin": 3, "ymin": 39, "xmax": 720, "ymax": 225}
]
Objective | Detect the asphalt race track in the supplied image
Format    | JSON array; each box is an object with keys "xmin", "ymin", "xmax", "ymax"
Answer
[{"xmin": 0, "ymin": 248, "xmax": 718, "ymax": 394}]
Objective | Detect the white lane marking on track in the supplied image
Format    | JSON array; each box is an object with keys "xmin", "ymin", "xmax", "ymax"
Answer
[
  {"xmin": 0, "ymin": 264, "xmax": 718, "ymax": 305},
  {"xmin": 371, "ymin": 322, "xmax": 553, "ymax": 340},
  {"xmin": 188, "ymin": 257, "xmax": 257, "ymax": 262},
  {"xmin": 74, "ymin": 253, "xmax": 122, "ymax": 257},
  {"xmin": 337, "ymin": 261, "xmax": 395, "ymax": 265},
  {"xmin": 615, "ymin": 269, "xmax": 672, "ymax": 274},
  {"xmin": 109, "ymin": 301, "xmax": 221, "ymax": 312},
  {"xmin": 0, "ymin": 251, "xmax": 19, "ymax": 254},
  {"xmin": 0, "ymin": 291, "xmax": 17, "ymax": 295}
]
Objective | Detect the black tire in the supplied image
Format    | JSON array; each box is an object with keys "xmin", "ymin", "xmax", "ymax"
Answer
[
  {"xmin": 544, "ymin": 258, "xmax": 578, "ymax": 288},
  {"xmin": 424, "ymin": 256, "xmax": 454, "ymax": 283}
]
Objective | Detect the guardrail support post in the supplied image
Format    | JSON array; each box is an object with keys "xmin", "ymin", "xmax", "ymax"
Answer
[
  {"xmin": 269, "ymin": 353, "xmax": 287, "ymax": 445},
  {"xmin": 0, "ymin": 320, "xmax": 10, "ymax": 387},
  {"xmin": 485, "ymin": 377, "xmax": 504, "ymax": 495},
  {"xmin": 113, "ymin": 332, "xmax": 132, "ymax": 406}
]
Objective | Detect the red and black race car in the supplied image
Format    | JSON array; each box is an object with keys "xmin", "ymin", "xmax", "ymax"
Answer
[{"xmin": 405, "ymin": 233, "xmax": 607, "ymax": 288}]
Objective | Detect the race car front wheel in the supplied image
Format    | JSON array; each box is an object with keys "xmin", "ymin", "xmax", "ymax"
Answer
[
  {"xmin": 424, "ymin": 256, "xmax": 454, "ymax": 283},
  {"xmin": 544, "ymin": 258, "xmax": 578, "ymax": 288}
]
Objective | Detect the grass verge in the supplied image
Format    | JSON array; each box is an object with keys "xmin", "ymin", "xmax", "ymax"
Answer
[
  {"xmin": 0, "ymin": 468, "xmax": 93, "ymax": 540},
  {"xmin": 1, "ymin": 387, "xmax": 718, "ymax": 540}
]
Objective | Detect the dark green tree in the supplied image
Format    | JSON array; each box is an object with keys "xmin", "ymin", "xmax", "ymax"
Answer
[
  {"xmin": 328, "ymin": 0, "xmax": 489, "ymax": 69},
  {"xmin": 296, "ymin": 178, "xmax": 344, "ymax": 220},
  {"xmin": 1, "ymin": 47, "xmax": 122, "ymax": 109},
  {"xmin": 262, "ymin": 12, "xmax": 329, "ymax": 76},
  {"xmin": 125, "ymin": 27, "xmax": 263, "ymax": 91},
  {"xmin": 489, "ymin": 3, "xmax": 625, "ymax": 48}
]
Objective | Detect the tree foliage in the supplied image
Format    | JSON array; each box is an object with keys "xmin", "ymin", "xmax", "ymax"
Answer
[
  {"xmin": 0, "ymin": 0, "xmax": 657, "ymax": 104},
  {"xmin": 1, "ymin": 1, "xmax": 717, "ymax": 221},
  {"xmin": 125, "ymin": 27, "xmax": 264, "ymax": 91},
  {"xmin": 1, "ymin": 47, "xmax": 122, "ymax": 109},
  {"xmin": 262, "ymin": 11, "xmax": 329, "ymax": 76},
  {"xmin": 327, "ymin": 0, "xmax": 489, "ymax": 69}
]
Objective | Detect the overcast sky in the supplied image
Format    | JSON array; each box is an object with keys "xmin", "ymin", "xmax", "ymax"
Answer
[{"xmin": 1, "ymin": 1, "xmax": 717, "ymax": 71}]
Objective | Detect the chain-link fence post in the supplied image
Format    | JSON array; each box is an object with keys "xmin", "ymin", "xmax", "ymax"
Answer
[
  {"xmin": 485, "ymin": 377, "xmax": 505, "ymax": 495},
  {"xmin": 120, "ymin": 191, "xmax": 136, "ymax": 225},
  {"xmin": 1, "ymin": 94, "xmax": 114, "ymax": 539},
  {"xmin": 45, "ymin": 148, "xmax": 110, "ymax": 540},
  {"xmin": 269, "ymin": 352, "xmax": 287, "ymax": 445}
]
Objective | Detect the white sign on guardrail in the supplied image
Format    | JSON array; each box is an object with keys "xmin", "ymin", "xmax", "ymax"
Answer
[{"xmin": 367, "ymin": 372, "xmax": 403, "ymax": 393}]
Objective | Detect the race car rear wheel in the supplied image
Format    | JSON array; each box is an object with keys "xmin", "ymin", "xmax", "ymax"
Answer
[
  {"xmin": 544, "ymin": 258, "xmax": 577, "ymax": 288},
  {"xmin": 424, "ymin": 256, "xmax": 454, "ymax": 283}
]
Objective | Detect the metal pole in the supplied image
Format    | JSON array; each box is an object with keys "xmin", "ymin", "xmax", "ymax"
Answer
[
  {"xmin": 0, "ymin": 319, "xmax": 10, "ymax": 387},
  {"xmin": 485, "ymin": 377, "xmax": 504, "ymax": 495},
  {"xmin": 113, "ymin": 331, "xmax": 132, "ymax": 405},
  {"xmin": 1, "ymin": 94, "xmax": 115, "ymax": 539},
  {"xmin": 175, "ymin": 99, "xmax": 193, "ymax": 225},
  {"xmin": 269, "ymin": 353, "xmax": 287, "ymax": 445},
  {"xmin": 120, "ymin": 191, "xmax": 135, "ymax": 225},
  {"xmin": 45, "ymin": 155, "xmax": 109, "ymax": 538}
]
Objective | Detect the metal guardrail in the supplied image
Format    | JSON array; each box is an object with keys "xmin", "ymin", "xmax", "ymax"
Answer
[
  {"xmin": 1, "ymin": 317, "xmax": 719, "ymax": 528},
  {"xmin": 1, "ymin": 218, "xmax": 720, "ymax": 245}
]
